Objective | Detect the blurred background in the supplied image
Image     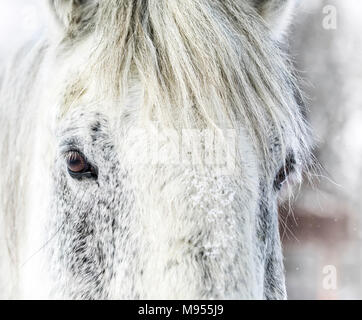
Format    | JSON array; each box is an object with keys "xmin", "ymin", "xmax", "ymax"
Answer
[
  {"xmin": 284, "ymin": 0, "xmax": 362, "ymax": 299},
  {"xmin": 0, "ymin": 0, "xmax": 361, "ymax": 299}
]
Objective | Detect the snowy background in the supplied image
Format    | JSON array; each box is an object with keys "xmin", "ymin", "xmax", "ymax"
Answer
[
  {"xmin": 286, "ymin": 0, "xmax": 362, "ymax": 299},
  {"xmin": 0, "ymin": 0, "xmax": 44, "ymax": 61},
  {"xmin": 1, "ymin": 0, "xmax": 361, "ymax": 299}
]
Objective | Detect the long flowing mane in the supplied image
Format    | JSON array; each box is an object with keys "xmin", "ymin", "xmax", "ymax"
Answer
[{"xmin": 0, "ymin": 40, "xmax": 48, "ymax": 296}]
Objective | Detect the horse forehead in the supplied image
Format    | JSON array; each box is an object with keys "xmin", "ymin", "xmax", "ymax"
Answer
[{"xmin": 57, "ymin": 105, "xmax": 282, "ymax": 171}]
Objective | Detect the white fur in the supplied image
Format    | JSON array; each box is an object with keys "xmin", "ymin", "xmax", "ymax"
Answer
[{"xmin": 0, "ymin": 0, "xmax": 310, "ymax": 299}]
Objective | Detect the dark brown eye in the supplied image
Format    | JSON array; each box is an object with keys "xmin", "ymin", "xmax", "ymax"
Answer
[
  {"xmin": 65, "ymin": 151, "xmax": 97, "ymax": 180},
  {"xmin": 66, "ymin": 151, "xmax": 87, "ymax": 173}
]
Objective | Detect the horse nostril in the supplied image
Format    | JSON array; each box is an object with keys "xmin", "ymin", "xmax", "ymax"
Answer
[{"xmin": 66, "ymin": 151, "xmax": 87, "ymax": 173}]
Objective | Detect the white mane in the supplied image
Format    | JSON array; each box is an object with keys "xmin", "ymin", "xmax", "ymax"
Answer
[{"xmin": 59, "ymin": 0, "xmax": 310, "ymax": 163}]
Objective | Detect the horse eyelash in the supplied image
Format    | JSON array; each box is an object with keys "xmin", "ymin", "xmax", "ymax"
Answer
[{"xmin": 64, "ymin": 150, "xmax": 98, "ymax": 180}]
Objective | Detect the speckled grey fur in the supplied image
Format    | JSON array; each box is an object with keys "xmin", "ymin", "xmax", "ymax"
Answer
[{"xmin": 0, "ymin": 0, "xmax": 310, "ymax": 299}]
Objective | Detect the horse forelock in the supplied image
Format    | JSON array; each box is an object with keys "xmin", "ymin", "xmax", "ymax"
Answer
[{"xmin": 55, "ymin": 0, "xmax": 310, "ymax": 173}]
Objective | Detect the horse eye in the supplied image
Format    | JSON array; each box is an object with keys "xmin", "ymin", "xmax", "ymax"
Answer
[
  {"xmin": 66, "ymin": 151, "xmax": 87, "ymax": 173},
  {"xmin": 65, "ymin": 151, "xmax": 97, "ymax": 179},
  {"xmin": 274, "ymin": 154, "xmax": 296, "ymax": 191}
]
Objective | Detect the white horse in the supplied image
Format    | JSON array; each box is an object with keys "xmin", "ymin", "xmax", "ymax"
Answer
[{"xmin": 0, "ymin": 0, "xmax": 310, "ymax": 299}]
